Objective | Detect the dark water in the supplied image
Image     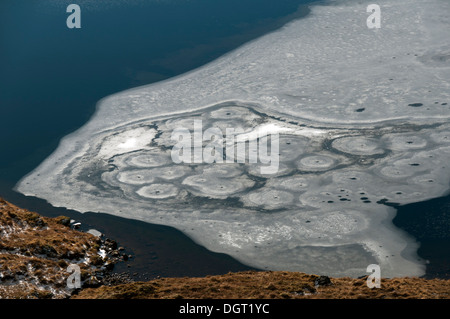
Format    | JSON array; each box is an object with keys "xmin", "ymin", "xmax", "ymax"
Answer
[
  {"xmin": 0, "ymin": 0, "xmax": 314, "ymax": 278},
  {"xmin": 393, "ymin": 194, "xmax": 450, "ymax": 279},
  {"xmin": 0, "ymin": 0, "xmax": 448, "ymax": 279}
]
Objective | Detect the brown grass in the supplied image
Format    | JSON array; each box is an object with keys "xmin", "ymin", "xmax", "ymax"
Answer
[
  {"xmin": 73, "ymin": 270, "xmax": 450, "ymax": 299},
  {"xmin": 0, "ymin": 199, "xmax": 100, "ymax": 260},
  {"xmin": 0, "ymin": 198, "xmax": 112, "ymax": 299}
]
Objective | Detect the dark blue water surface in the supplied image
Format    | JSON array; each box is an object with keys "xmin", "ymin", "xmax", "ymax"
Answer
[{"xmin": 0, "ymin": 0, "xmax": 316, "ymax": 278}]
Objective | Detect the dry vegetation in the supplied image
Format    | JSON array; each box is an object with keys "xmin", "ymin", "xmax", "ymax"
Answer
[
  {"xmin": 73, "ymin": 270, "xmax": 450, "ymax": 299},
  {"xmin": 0, "ymin": 198, "xmax": 119, "ymax": 299}
]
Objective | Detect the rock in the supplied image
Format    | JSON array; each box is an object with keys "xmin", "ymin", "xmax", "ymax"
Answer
[
  {"xmin": 87, "ymin": 229, "xmax": 102, "ymax": 237},
  {"xmin": 104, "ymin": 262, "xmax": 114, "ymax": 271},
  {"xmin": 84, "ymin": 276, "xmax": 102, "ymax": 288},
  {"xmin": 55, "ymin": 216, "xmax": 71, "ymax": 227},
  {"xmin": 314, "ymin": 275, "xmax": 332, "ymax": 287},
  {"xmin": 72, "ymin": 222, "xmax": 81, "ymax": 229},
  {"xmin": 104, "ymin": 238, "xmax": 118, "ymax": 250},
  {"xmin": 90, "ymin": 255, "xmax": 104, "ymax": 266}
]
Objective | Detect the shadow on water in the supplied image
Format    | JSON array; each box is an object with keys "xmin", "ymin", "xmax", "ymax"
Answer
[{"xmin": 393, "ymin": 193, "xmax": 450, "ymax": 279}]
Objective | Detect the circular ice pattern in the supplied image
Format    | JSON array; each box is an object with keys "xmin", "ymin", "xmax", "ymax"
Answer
[
  {"xmin": 137, "ymin": 183, "xmax": 179, "ymax": 199},
  {"xmin": 297, "ymin": 154, "xmax": 336, "ymax": 172},
  {"xmin": 332, "ymin": 136, "xmax": 384, "ymax": 156}
]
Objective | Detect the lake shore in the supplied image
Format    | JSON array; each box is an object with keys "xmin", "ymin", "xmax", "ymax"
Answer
[
  {"xmin": 1, "ymin": 197, "xmax": 449, "ymax": 299},
  {"xmin": 72, "ymin": 270, "xmax": 450, "ymax": 299}
]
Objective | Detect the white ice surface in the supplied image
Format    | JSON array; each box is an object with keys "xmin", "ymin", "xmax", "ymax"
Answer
[{"xmin": 16, "ymin": 0, "xmax": 450, "ymax": 277}]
